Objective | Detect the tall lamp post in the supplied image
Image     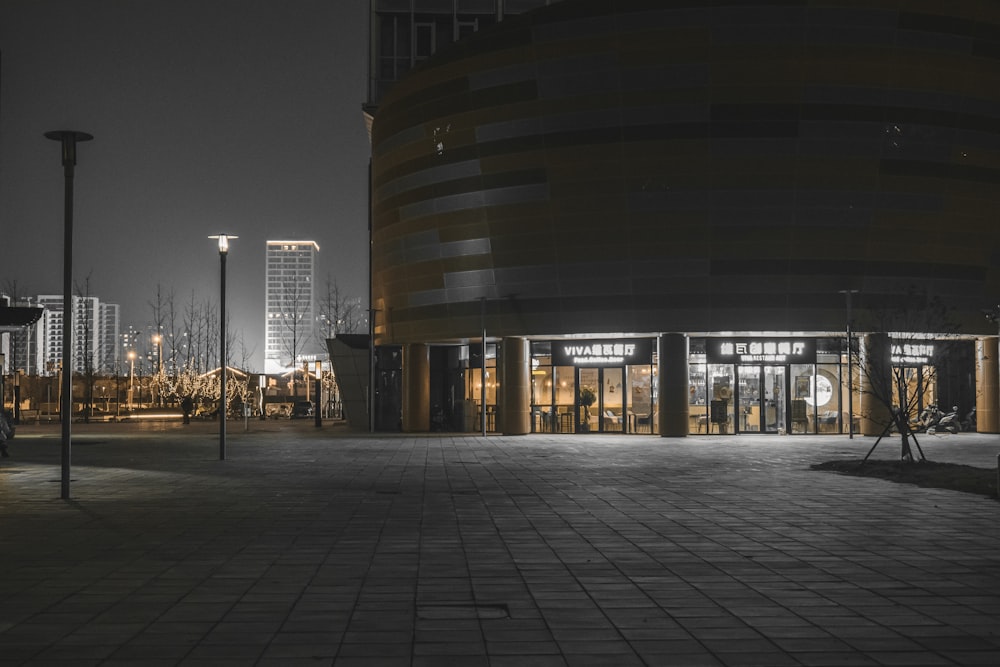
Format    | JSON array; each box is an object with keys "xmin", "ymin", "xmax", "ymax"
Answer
[
  {"xmin": 210, "ymin": 234, "xmax": 236, "ymax": 460},
  {"xmin": 128, "ymin": 350, "xmax": 136, "ymax": 411},
  {"xmin": 368, "ymin": 308, "xmax": 379, "ymax": 433},
  {"xmin": 839, "ymin": 289, "xmax": 860, "ymax": 438},
  {"xmin": 45, "ymin": 129, "xmax": 93, "ymax": 500},
  {"xmin": 152, "ymin": 334, "xmax": 163, "ymax": 406},
  {"xmin": 480, "ymin": 297, "xmax": 487, "ymax": 436},
  {"xmin": 314, "ymin": 360, "xmax": 322, "ymax": 427}
]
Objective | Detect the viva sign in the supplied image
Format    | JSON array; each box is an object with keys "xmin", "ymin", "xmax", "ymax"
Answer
[{"xmin": 552, "ymin": 339, "xmax": 653, "ymax": 366}]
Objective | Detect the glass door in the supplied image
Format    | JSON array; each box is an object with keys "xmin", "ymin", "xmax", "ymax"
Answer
[
  {"xmin": 737, "ymin": 366, "xmax": 761, "ymax": 432},
  {"xmin": 576, "ymin": 367, "xmax": 625, "ymax": 433},
  {"xmin": 577, "ymin": 367, "xmax": 600, "ymax": 432},
  {"xmin": 602, "ymin": 367, "xmax": 624, "ymax": 432},
  {"xmin": 763, "ymin": 366, "xmax": 786, "ymax": 433}
]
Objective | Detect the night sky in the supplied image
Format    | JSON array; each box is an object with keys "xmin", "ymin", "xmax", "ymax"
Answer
[{"xmin": 0, "ymin": 0, "xmax": 371, "ymax": 370}]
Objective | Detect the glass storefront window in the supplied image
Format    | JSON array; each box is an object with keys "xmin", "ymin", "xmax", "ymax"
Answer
[
  {"xmin": 578, "ymin": 367, "xmax": 600, "ymax": 432},
  {"xmin": 600, "ymin": 367, "xmax": 624, "ymax": 432},
  {"xmin": 689, "ymin": 357, "xmax": 707, "ymax": 434},
  {"xmin": 531, "ymin": 355, "xmax": 554, "ymax": 432},
  {"xmin": 527, "ymin": 337, "xmax": 855, "ymax": 437},
  {"xmin": 815, "ymin": 359, "xmax": 841, "ymax": 433},
  {"xmin": 627, "ymin": 365, "xmax": 654, "ymax": 433},
  {"xmin": 708, "ymin": 364, "xmax": 734, "ymax": 434},
  {"xmin": 737, "ymin": 365, "xmax": 761, "ymax": 432},
  {"xmin": 762, "ymin": 366, "xmax": 785, "ymax": 433},
  {"xmin": 466, "ymin": 343, "xmax": 497, "ymax": 432},
  {"xmin": 790, "ymin": 364, "xmax": 815, "ymax": 434},
  {"xmin": 553, "ymin": 365, "xmax": 575, "ymax": 433}
]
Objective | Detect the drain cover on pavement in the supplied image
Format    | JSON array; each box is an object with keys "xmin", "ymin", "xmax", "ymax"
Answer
[{"xmin": 416, "ymin": 603, "xmax": 509, "ymax": 620}]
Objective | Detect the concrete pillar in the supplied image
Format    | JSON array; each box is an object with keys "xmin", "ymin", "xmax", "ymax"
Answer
[
  {"xmin": 860, "ymin": 332, "xmax": 891, "ymax": 437},
  {"xmin": 401, "ymin": 343, "xmax": 429, "ymax": 432},
  {"xmin": 976, "ymin": 337, "xmax": 999, "ymax": 433},
  {"xmin": 501, "ymin": 337, "xmax": 531, "ymax": 435},
  {"xmin": 658, "ymin": 333, "xmax": 689, "ymax": 437}
]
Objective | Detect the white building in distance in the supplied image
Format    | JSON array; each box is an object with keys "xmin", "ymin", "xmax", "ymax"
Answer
[
  {"xmin": 33, "ymin": 295, "xmax": 120, "ymax": 375},
  {"xmin": 264, "ymin": 240, "xmax": 320, "ymax": 374}
]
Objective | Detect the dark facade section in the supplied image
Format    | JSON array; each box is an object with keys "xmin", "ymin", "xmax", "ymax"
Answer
[{"xmin": 371, "ymin": 0, "xmax": 1000, "ymax": 346}]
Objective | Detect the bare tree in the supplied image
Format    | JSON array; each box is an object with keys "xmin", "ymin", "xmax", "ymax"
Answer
[
  {"xmin": 316, "ymin": 274, "xmax": 363, "ymax": 340},
  {"xmin": 74, "ymin": 272, "xmax": 96, "ymax": 422},
  {"xmin": 854, "ymin": 286, "xmax": 961, "ymax": 462},
  {"xmin": 182, "ymin": 291, "xmax": 219, "ymax": 374},
  {"xmin": 164, "ymin": 290, "xmax": 180, "ymax": 375},
  {"xmin": 235, "ymin": 330, "xmax": 256, "ymax": 373},
  {"xmin": 276, "ymin": 278, "xmax": 313, "ymax": 370}
]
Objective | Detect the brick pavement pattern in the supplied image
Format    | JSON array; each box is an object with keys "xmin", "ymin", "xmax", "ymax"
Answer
[{"xmin": 1, "ymin": 421, "xmax": 999, "ymax": 666}]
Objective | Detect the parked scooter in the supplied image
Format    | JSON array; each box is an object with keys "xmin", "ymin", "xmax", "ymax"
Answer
[
  {"xmin": 961, "ymin": 406, "xmax": 977, "ymax": 432},
  {"xmin": 914, "ymin": 403, "xmax": 944, "ymax": 433},
  {"xmin": 928, "ymin": 405, "xmax": 960, "ymax": 435}
]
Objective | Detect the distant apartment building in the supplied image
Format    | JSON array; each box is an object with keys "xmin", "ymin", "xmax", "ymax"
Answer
[
  {"xmin": 32, "ymin": 295, "xmax": 120, "ymax": 375},
  {"xmin": 98, "ymin": 303, "xmax": 121, "ymax": 373},
  {"xmin": 120, "ymin": 323, "xmax": 163, "ymax": 376},
  {"xmin": 265, "ymin": 241, "xmax": 320, "ymax": 374}
]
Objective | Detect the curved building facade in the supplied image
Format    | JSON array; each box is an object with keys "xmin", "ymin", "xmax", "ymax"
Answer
[{"xmin": 370, "ymin": 0, "xmax": 1000, "ymax": 436}]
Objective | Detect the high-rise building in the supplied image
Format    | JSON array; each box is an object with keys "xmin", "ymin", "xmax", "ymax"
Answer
[
  {"xmin": 33, "ymin": 295, "xmax": 120, "ymax": 375},
  {"xmin": 265, "ymin": 240, "xmax": 320, "ymax": 374},
  {"xmin": 98, "ymin": 303, "xmax": 121, "ymax": 374}
]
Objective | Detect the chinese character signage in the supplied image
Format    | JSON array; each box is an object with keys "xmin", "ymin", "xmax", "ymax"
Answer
[
  {"xmin": 552, "ymin": 339, "xmax": 653, "ymax": 366},
  {"xmin": 706, "ymin": 338, "xmax": 816, "ymax": 364},
  {"xmin": 891, "ymin": 343, "xmax": 935, "ymax": 365}
]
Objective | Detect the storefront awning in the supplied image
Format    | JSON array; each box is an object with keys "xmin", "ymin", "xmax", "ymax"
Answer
[{"xmin": 0, "ymin": 306, "xmax": 43, "ymax": 332}]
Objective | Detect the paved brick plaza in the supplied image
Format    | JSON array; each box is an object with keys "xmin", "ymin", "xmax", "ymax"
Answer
[{"xmin": 1, "ymin": 420, "xmax": 999, "ymax": 666}]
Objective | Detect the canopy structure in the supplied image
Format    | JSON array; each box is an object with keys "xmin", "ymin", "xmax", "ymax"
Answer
[{"xmin": 0, "ymin": 306, "xmax": 43, "ymax": 332}]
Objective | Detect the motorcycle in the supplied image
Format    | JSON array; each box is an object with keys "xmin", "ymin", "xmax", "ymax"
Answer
[
  {"xmin": 928, "ymin": 405, "xmax": 959, "ymax": 435},
  {"xmin": 913, "ymin": 403, "xmax": 944, "ymax": 433}
]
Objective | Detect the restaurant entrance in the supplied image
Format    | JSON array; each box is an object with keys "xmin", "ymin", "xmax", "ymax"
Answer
[
  {"xmin": 576, "ymin": 366, "xmax": 624, "ymax": 433},
  {"xmin": 531, "ymin": 338, "xmax": 655, "ymax": 434},
  {"xmin": 736, "ymin": 365, "xmax": 788, "ymax": 433},
  {"xmin": 693, "ymin": 337, "xmax": 821, "ymax": 435}
]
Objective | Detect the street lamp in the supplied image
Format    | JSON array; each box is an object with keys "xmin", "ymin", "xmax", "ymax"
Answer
[
  {"xmin": 839, "ymin": 289, "xmax": 860, "ymax": 438},
  {"xmin": 480, "ymin": 297, "xmax": 487, "ymax": 436},
  {"xmin": 152, "ymin": 334, "xmax": 163, "ymax": 406},
  {"xmin": 209, "ymin": 234, "xmax": 236, "ymax": 460},
  {"xmin": 314, "ymin": 360, "xmax": 322, "ymax": 427},
  {"xmin": 128, "ymin": 350, "xmax": 136, "ymax": 412},
  {"xmin": 46, "ymin": 129, "xmax": 93, "ymax": 500}
]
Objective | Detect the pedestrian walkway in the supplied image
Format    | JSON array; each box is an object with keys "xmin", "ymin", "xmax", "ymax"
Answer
[{"xmin": 1, "ymin": 421, "xmax": 999, "ymax": 666}]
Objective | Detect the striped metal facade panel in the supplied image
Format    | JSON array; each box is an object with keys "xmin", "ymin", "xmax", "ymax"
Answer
[{"xmin": 371, "ymin": 0, "xmax": 1000, "ymax": 344}]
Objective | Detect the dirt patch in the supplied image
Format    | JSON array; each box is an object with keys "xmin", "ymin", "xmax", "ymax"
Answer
[{"xmin": 812, "ymin": 459, "xmax": 998, "ymax": 500}]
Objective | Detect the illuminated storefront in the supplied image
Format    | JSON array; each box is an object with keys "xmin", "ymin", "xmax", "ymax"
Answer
[
  {"xmin": 365, "ymin": 1, "xmax": 1000, "ymax": 437},
  {"xmin": 362, "ymin": 333, "xmax": 976, "ymax": 436},
  {"xmin": 530, "ymin": 339, "xmax": 656, "ymax": 434},
  {"xmin": 690, "ymin": 337, "xmax": 845, "ymax": 435}
]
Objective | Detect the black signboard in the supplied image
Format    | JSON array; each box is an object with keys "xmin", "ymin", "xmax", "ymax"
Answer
[
  {"xmin": 551, "ymin": 339, "xmax": 653, "ymax": 366},
  {"xmin": 706, "ymin": 338, "xmax": 816, "ymax": 364}
]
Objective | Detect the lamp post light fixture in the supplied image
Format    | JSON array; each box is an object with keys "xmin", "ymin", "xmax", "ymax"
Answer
[
  {"xmin": 128, "ymin": 350, "xmax": 136, "ymax": 412},
  {"xmin": 314, "ymin": 360, "xmax": 323, "ymax": 427},
  {"xmin": 209, "ymin": 234, "xmax": 237, "ymax": 460},
  {"xmin": 45, "ymin": 129, "xmax": 93, "ymax": 500}
]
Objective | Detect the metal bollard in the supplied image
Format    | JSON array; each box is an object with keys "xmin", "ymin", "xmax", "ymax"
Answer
[{"xmin": 997, "ymin": 453, "xmax": 999, "ymax": 499}]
